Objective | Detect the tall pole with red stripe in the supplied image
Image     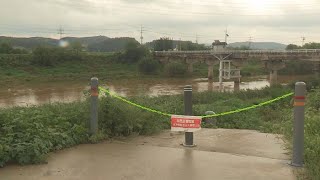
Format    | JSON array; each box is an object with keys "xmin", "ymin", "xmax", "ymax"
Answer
[{"xmin": 291, "ymin": 82, "xmax": 306, "ymax": 167}]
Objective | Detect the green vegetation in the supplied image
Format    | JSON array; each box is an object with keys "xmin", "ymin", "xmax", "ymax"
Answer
[
  {"xmin": 0, "ymin": 84, "xmax": 319, "ymax": 179},
  {"xmin": 0, "ymin": 39, "xmax": 318, "ymax": 88},
  {"xmin": 153, "ymin": 37, "xmax": 174, "ymax": 51},
  {"xmin": 32, "ymin": 46, "xmax": 83, "ymax": 66},
  {"xmin": 0, "ymin": 36, "xmax": 139, "ymax": 52},
  {"xmin": 147, "ymin": 37, "xmax": 210, "ymax": 51},
  {"xmin": 164, "ymin": 62, "xmax": 187, "ymax": 77},
  {"xmin": 286, "ymin": 42, "xmax": 320, "ymax": 50},
  {"xmin": 138, "ymin": 57, "xmax": 160, "ymax": 75},
  {"xmin": 115, "ymin": 41, "xmax": 149, "ymax": 63},
  {"xmin": 0, "ymin": 43, "xmax": 28, "ymax": 54}
]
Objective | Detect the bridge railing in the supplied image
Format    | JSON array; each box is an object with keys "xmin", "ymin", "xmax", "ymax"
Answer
[{"xmin": 154, "ymin": 49, "xmax": 320, "ymax": 54}]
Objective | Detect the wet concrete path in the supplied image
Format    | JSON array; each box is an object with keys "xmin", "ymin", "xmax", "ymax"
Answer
[{"xmin": 0, "ymin": 129, "xmax": 295, "ymax": 180}]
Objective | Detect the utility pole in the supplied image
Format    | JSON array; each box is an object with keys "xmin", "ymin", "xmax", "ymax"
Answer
[
  {"xmin": 301, "ymin": 37, "xmax": 306, "ymax": 47},
  {"xmin": 140, "ymin": 25, "xmax": 144, "ymax": 45},
  {"xmin": 196, "ymin": 33, "xmax": 198, "ymax": 44},
  {"xmin": 224, "ymin": 28, "xmax": 229, "ymax": 44},
  {"xmin": 57, "ymin": 26, "xmax": 65, "ymax": 40}
]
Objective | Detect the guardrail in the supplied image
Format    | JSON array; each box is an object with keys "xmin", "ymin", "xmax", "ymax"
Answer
[{"xmin": 154, "ymin": 49, "xmax": 320, "ymax": 54}]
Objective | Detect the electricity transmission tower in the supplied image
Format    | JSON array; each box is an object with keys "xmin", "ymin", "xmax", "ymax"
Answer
[
  {"xmin": 140, "ymin": 25, "xmax": 144, "ymax": 45},
  {"xmin": 301, "ymin": 37, "xmax": 306, "ymax": 46},
  {"xmin": 57, "ymin": 26, "xmax": 65, "ymax": 40}
]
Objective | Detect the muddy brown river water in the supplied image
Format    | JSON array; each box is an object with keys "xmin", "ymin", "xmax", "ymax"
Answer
[{"xmin": 0, "ymin": 75, "xmax": 312, "ymax": 108}]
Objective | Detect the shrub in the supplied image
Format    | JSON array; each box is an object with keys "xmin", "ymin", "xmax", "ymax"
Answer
[
  {"xmin": 165, "ymin": 61, "xmax": 187, "ymax": 77},
  {"xmin": 309, "ymin": 89, "xmax": 320, "ymax": 110},
  {"xmin": 138, "ymin": 57, "xmax": 160, "ymax": 74},
  {"xmin": 98, "ymin": 96, "xmax": 167, "ymax": 137},
  {"xmin": 32, "ymin": 46, "xmax": 83, "ymax": 66},
  {"xmin": 0, "ymin": 101, "xmax": 90, "ymax": 166}
]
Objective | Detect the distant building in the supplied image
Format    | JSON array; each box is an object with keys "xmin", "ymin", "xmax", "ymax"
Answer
[{"xmin": 212, "ymin": 40, "xmax": 227, "ymax": 52}]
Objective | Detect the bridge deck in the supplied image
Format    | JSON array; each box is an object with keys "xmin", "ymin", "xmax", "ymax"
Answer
[{"xmin": 155, "ymin": 49, "xmax": 320, "ymax": 54}]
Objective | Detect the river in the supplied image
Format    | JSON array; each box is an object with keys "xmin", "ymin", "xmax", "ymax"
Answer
[{"xmin": 0, "ymin": 75, "xmax": 312, "ymax": 108}]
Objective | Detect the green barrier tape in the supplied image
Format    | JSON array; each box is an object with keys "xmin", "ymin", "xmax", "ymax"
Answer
[
  {"xmin": 99, "ymin": 87, "xmax": 172, "ymax": 117},
  {"xmin": 201, "ymin": 92, "xmax": 294, "ymax": 118},
  {"xmin": 99, "ymin": 86, "xmax": 293, "ymax": 118}
]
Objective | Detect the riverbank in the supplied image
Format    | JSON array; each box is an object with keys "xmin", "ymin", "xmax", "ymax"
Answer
[
  {"xmin": 0, "ymin": 86, "xmax": 319, "ymax": 179},
  {"xmin": 0, "ymin": 53, "xmax": 316, "ymax": 88}
]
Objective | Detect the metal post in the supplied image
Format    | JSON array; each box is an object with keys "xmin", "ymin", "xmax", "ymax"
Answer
[
  {"xmin": 90, "ymin": 77, "xmax": 99, "ymax": 135},
  {"xmin": 219, "ymin": 60, "xmax": 223, "ymax": 91},
  {"xmin": 291, "ymin": 82, "xmax": 306, "ymax": 167},
  {"xmin": 183, "ymin": 85, "xmax": 194, "ymax": 147}
]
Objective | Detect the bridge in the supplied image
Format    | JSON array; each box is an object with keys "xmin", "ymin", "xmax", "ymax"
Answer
[{"xmin": 154, "ymin": 49, "xmax": 320, "ymax": 89}]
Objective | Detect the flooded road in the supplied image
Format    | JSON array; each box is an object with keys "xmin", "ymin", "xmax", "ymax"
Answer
[
  {"xmin": 0, "ymin": 75, "xmax": 312, "ymax": 108},
  {"xmin": 0, "ymin": 129, "xmax": 294, "ymax": 180}
]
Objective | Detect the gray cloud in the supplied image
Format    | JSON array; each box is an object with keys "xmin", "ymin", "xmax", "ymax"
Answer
[{"xmin": 0, "ymin": 0, "xmax": 319, "ymax": 44}]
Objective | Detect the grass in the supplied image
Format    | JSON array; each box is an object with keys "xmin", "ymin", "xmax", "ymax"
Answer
[{"xmin": 1, "ymin": 53, "xmax": 316, "ymax": 88}]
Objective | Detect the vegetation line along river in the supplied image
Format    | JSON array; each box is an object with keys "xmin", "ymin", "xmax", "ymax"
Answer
[{"xmin": 0, "ymin": 75, "xmax": 312, "ymax": 108}]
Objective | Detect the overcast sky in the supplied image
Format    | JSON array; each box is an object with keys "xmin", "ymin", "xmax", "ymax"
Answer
[{"xmin": 0, "ymin": 0, "xmax": 320, "ymax": 44}]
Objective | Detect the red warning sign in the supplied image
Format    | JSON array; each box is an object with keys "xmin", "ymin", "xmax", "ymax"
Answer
[{"xmin": 171, "ymin": 115, "xmax": 202, "ymax": 132}]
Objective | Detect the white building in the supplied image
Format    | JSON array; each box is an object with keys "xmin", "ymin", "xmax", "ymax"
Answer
[{"xmin": 212, "ymin": 40, "xmax": 227, "ymax": 52}]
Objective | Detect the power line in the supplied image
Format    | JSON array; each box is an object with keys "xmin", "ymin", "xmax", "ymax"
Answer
[{"xmin": 43, "ymin": 0, "xmax": 320, "ymax": 17}]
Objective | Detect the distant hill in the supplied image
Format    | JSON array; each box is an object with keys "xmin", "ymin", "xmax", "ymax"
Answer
[
  {"xmin": 0, "ymin": 36, "xmax": 58, "ymax": 49},
  {"xmin": 61, "ymin": 36, "xmax": 110, "ymax": 47},
  {"xmin": 228, "ymin": 42, "xmax": 287, "ymax": 50},
  {"xmin": 0, "ymin": 36, "xmax": 137, "ymax": 52}
]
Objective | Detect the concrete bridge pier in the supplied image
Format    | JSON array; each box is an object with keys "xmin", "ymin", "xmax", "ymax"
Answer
[
  {"xmin": 265, "ymin": 60, "xmax": 286, "ymax": 86},
  {"xmin": 231, "ymin": 61, "xmax": 245, "ymax": 91},
  {"xmin": 159, "ymin": 57, "xmax": 170, "ymax": 64},
  {"xmin": 186, "ymin": 58, "xmax": 196, "ymax": 73},
  {"xmin": 270, "ymin": 70, "xmax": 278, "ymax": 85},
  {"xmin": 234, "ymin": 78, "xmax": 241, "ymax": 91},
  {"xmin": 206, "ymin": 59, "xmax": 219, "ymax": 80}
]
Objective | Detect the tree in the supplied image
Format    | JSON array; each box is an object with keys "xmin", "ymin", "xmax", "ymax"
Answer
[
  {"xmin": 154, "ymin": 37, "xmax": 173, "ymax": 51},
  {"xmin": 118, "ymin": 40, "xmax": 149, "ymax": 63},
  {"xmin": 302, "ymin": 42, "xmax": 320, "ymax": 49},
  {"xmin": 0, "ymin": 43, "xmax": 29, "ymax": 54},
  {"xmin": 286, "ymin": 44, "xmax": 301, "ymax": 50},
  {"xmin": 32, "ymin": 46, "xmax": 83, "ymax": 66},
  {"xmin": 0, "ymin": 43, "xmax": 14, "ymax": 54}
]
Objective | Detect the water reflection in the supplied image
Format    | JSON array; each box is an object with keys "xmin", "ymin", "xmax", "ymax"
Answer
[{"xmin": 0, "ymin": 75, "xmax": 312, "ymax": 108}]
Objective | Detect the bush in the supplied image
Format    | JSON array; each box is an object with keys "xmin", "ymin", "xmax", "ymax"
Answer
[
  {"xmin": 116, "ymin": 42, "xmax": 149, "ymax": 63},
  {"xmin": 32, "ymin": 46, "xmax": 83, "ymax": 66},
  {"xmin": 0, "ymin": 101, "xmax": 90, "ymax": 166},
  {"xmin": 98, "ymin": 96, "xmax": 168, "ymax": 137},
  {"xmin": 165, "ymin": 62, "xmax": 187, "ymax": 77},
  {"xmin": 138, "ymin": 57, "xmax": 160, "ymax": 74}
]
